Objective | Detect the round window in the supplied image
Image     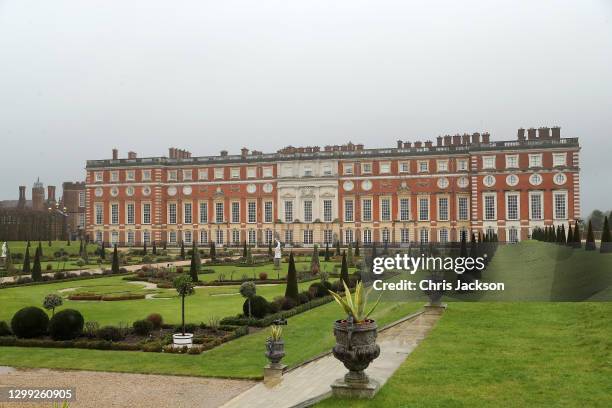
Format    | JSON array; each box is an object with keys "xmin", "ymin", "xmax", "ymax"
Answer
[
  {"xmin": 483, "ymin": 175, "xmax": 496, "ymax": 187},
  {"xmin": 529, "ymin": 173, "xmax": 543, "ymax": 186}
]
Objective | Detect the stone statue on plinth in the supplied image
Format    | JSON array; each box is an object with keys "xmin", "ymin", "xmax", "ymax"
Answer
[{"xmin": 273, "ymin": 239, "xmax": 282, "ymax": 268}]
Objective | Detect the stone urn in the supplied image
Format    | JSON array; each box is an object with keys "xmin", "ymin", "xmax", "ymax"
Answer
[
  {"xmin": 265, "ymin": 338, "xmax": 285, "ymax": 367},
  {"xmin": 424, "ymin": 273, "xmax": 445, "ymax": 306},
  {"xmin": 332, "ymin": 319, "xmax": 380, "ymax": 385},
  {"xmin": 172, "ymin": 333, "xmax": 193, "ymax": 348}
]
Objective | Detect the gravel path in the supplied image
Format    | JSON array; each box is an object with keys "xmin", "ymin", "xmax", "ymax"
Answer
[{"xmin": 0, "ymin": 367, "xmax": 255, "ymax": 408}]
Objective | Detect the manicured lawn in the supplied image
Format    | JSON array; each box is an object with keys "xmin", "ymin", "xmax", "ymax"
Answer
[
  {"xmin": 317, "ymin": 302, "xmax": 612, "ymax": 408},
  {"xmin": 0, "ymin": 299, "xmax": 421, "ymax": 379},
  {"xmin": 3, "ymin": 240, "xmax": 98, "ymax": 257}
]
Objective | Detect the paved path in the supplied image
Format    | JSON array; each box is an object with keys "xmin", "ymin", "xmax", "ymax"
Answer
[
  {"xmin": 221, "ymin": 309, "xmax": 443, "ymax": 408},
  {"xmin": 0, "ymin": 366, "xmax": 254, "ymax": 408}
]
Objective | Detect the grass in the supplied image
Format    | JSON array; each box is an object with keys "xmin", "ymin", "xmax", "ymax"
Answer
[
  {"xmin": 3, "ymin": 240, "xmax": 98, "ymax": 257},
  {"xmin": 317, "ymin": 302, "xmax": 612, "ymax": 408}
]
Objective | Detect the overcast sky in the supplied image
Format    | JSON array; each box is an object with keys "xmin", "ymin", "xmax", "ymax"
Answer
[{"xmin": 0, "ymin": 0, "xmax": 610, "ymax": 215}]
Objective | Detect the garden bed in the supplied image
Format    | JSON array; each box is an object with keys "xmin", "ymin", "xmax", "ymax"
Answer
[
  {"xmin": 0, "ymin": 270, "xmax": 132, "ymax": 289},
  {"xmin": 68, "ymin": 293, "xmax": 146, "ymax": 301}
]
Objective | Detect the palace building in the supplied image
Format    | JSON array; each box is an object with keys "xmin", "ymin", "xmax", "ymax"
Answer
[{"xmin": 84, "ymin": 127, "xmax": 580, "ymax": 247}]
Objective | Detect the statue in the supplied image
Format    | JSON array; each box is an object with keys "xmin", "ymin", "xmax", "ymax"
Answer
[
  {"xmin": 1, "ymin": 242, "xmax": 6, "ymax": 259},
  {"xmin": 273, "ymin": 239, "xmax": 282, "ymax": 268}
]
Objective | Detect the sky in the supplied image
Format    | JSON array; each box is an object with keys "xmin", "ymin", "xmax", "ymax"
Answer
[{"xmin": 0, "ymin": 0, "xmax": 610, "ymax": 215}]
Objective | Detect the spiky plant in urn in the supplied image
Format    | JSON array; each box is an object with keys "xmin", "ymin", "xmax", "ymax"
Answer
[
  {"xmin": 328, "ymin": 281, "xmax": 381, "ymax": 397},
  {"xmin": 265, "ymin": 325, "xmax": 285, "ymax": 366}
]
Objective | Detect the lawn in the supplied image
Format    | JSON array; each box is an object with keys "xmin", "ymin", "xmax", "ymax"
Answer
[
  {"xmin": 3, "ymin": 240, "xmax": 98, "ymax": 258},
  {"xmin": 317, "ymin": 302, "xmax": 612, "ymax": 408}
]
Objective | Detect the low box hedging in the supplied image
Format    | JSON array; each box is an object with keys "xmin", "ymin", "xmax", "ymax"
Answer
[{"xmin": 0, "ymin": 271, "xmax": 131, "ymax": 290}]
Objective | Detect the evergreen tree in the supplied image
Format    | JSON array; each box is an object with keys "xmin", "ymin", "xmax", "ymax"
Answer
[
  {"xmin": 340, "ymin": 250, "xmax": 349, "ymax": 287},
  {"xmin": 180, "ymin": 241, "xmax": 186, "ymax": 260},
  {"xmin": 573, "ymin": 221, "xmax": 581, "ymax": 249},
  {"xmin": 335, "ymin": 240, "xmax": 341, "ymax": 256},
  {"xmin": 468, "ymin": 233, "xmax": 478, "ymax": 275},
  {"xmin": 354, "ymin": 240, "xmax": 360, "ymax": 257},
  {"xmin": 78, "ymin": 240, "xmax": 84, "ymax": 257},
  {"xmin": 284, "ymin": 252, "xmax": 299, "ymax": 302},
  {"xmin": 210, "ymin": 241, "xmax": 216, "ymax": 261},
  {"xmin": 22, "ymin": 244, "xmax": 31, "ymax": 273},
  {"xmin": 560, "ymin": 224, "xmax": 566, "ymax": 245},
  {"xmin": 550, "ymin": 226, "xmax": 557, "ymax": 243},
  {"xmin": 143, "ymin": 241, "xmax": 147, "ymax": 255},
  {"xmin": 100, "ymin": 241, "xmax": 106, "ymax": 260},
  {"xmin": 38, "ymin": 241, "xmax": 43, "ymax": 258},
  {"xmin": 600, "ymin": 216, "xmax": 611, "ymax": 253},
  {"xmin": 310, "ymin": 244, "xmax": 320, "ymax": 274},
  {"xmin": 111, "ymin": 244, "xmax": 119, "ymax": 273},
  {"xmin": 152, "ymin": 241, "xmax": 157, "ymax": 255},
  {"xmin": 566, "ymin": 224, "xmax": 573, "ymax": 247},
  {"xmin": 459, "ymin": 233, "xmax": 468, "ymax": 257},
  {"xmin": 324, "ymin": 242, "xmax": 330, "ymax": 261},
  {"xmin": 67, "ymin": 236, "xmax": 71, "ymax": 246},
  {"xmin": 346, "ymin": 243, "xmax": 354, "ymax": 267},
  {"xmin": 243, "ymin": 241, "xmax": 248, "ymax": 258},
  {"xmin": 31, "ymin": 246, "xmax": 42, "ymax": 281},
  {"xmin": 585, "ymin": 220, "xmax": 596, "ymax": 251},
  {"xmin": 189, "ymin": 242, "xmax": 200, "ymax": 282},
  {"xmin": 268, "ymin": 240, "xmax": 273, "ymax": 258}
]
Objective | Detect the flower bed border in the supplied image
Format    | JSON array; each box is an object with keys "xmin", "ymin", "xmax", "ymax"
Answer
[{"xmin": 0, "ymin": 271, "xmax": 132, "ymax": 290}]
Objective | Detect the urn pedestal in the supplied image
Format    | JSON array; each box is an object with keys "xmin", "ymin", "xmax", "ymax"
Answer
[
  {"xmin": 264, "ymin": 339, "xmax": 286, "ymax": 382},
  {"xmin": 330, "ymin": 319, "xmax": 380, "ymax": 398},
  {"xmin": 172, "ymin": 333, "xmax": 193, "ymax": 348}
]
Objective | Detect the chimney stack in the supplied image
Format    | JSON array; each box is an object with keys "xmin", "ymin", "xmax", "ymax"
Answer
[
  {"xmin": 220, "ymin": 150, "xmax": 228, "ymax": 157},
  {"xmin": 112, "ymin": 148, "xmax": 118, "ymax": 160},
  {"xmin": 527, "ymin": 128, "xmax": 537, "ymax": 140},
  {"xmin": 452, "ymin": 135, "xmax": 461, "ymax": 145},
  {"xmin": 414, "ymin": 141, "xmax": 422, "ymax": 148},
  {"xmin": 538, "ymin": 127, "xmax": 550, "ymax": 140},
  {"xmin": 17, "ymin": 186, "xmax": 26, "ymax": 209},
  {"xmin": 517, "ymin": 128, "xmax": 526, "ymax": 141},
  {"xmin": 128, "ymin": 151, "xmax": 137, "ymax": 159},
  {"xmin": 462, "ymin": 134, "xmax": 471, "ymax": 145},
  {"xmin": 551, "ymin": 126, "xmax": 561, "ymax": 140},
  {"xmin": 482, "ymin": 132, "xmax": 490, "ymax": 144},
  {"xmin": 444, "ymin": 135, "xmax": 452, "ymax": 146},
  {"xmin": 424, "ymin": 140, "xmax": 433, "ymax": 148},
  {"xmin": 47, "ymin": 185, "xmax": 56, "ymax": 204},
  {"xmin": 241, "ymin": 147, "xmax": 249, "ymax": 158},
  {"xmin": 436, "ymin": 136, "xmax": 443, "ymax": 147},
  {"xmin": 397, "ymin": 140, "xmax": 403, "ymax": 149},
  {"xmin": 403, "ymin": 141, "xmax": 412, "ymax": 149},
  {"xmin": 472, "ymin": 133, "xmax": 481, "ymax": 144}
]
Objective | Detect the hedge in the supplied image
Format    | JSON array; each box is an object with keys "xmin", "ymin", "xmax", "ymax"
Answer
[{"xmin": 0, "ymin": 271, "xmax": 132, "ymax": 290}]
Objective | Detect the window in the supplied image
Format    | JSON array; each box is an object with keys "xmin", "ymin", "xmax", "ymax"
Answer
[
  {"xmin": 323, "ymin": 230, "xmax": 333, "ymax": 244},
  {"xmin": 168, "ymin": 203, "xmax": 177, "ymax": 224},
  {"xmin": 457, "ymin": 159, "xmax": 468, "ymax": 171},
  {"xmin": 420, "ymin": 228, "xmax": 429, "ymax": 244},
  {"xmin": 169, "ymin": 231, "xmax": 177, "ymax": 244},
  {"xmin": 323, "ymin": 200, "xmax": 332, "ymax": 222},
  {"xmin": 458, "ymin": 197, "xmax": 469, "ymax": 221},
  {"xmin": 437, "ymin": 160, "xmax": 448, "ymax": 172},
  {"xmin": 126, "ymin": 170, "xmax": 135, "ymax": 181},
  {"xmin": 530, "ymin": 193, "xmax": 543, "ymax": 220},
  {"xmin": 506, "ymin": 194, "xmax": 519, "ymax": 220},
  {"xmin": 554, "ymin": 173, "xmax": 567, "ymax": 185},
  {"xmin": 248, "ymin": 229, "xmax": 256, "ymax": 245},
  {"xmin": 214, "ymin": 168, "xmax": 224, "ymax": 179},
  {"xmin": 265, "ymin": 229, "xmax": 273, "ymax": 245},
  {"xmin": 439, "ymin": 229, "xmax": 449, "ymax": 243},
  {"xmin": 142, "ymin": 170, "xmax": 152, "ymax": 181},
  {"xmin": 139, "ymin": 203, "xmax": 150, "ymax": 225},
  {"xmin": 264, "ymin": 201, "xmax": 273, "ymax": 223},
  {"xmin": 361, "ymin": 162, "xmax": 372, "ymax": 174},
  {"xmin": 530, "ymin": 173, "xmax": 543, "ymax": 186},
  {"xmin": 303, "ymin": 230, "xmax": 313, "ymax": 244},
  {"xmin": 399, "ymin": 161, "xmax": 410, "ymax": 173},
  {"xmin": 483, "ymin": 175, "xmax": 496, "ymax": 187},
  {"xmin": 230, "ymin": 168, "xmax": 240, "ymax": 179},
  {"xmin": 184, "ymin": 202, "xmax": 192, "ymax": 224},
  {"xmin": 400, "ymin": 198, "xmax": 410, "ymax": 221},
  {"xmin": 484, "ymin": 195, "xmax": 496, "ymax": 221},
  {"xmin": 344, "ymin": 200, "xmax": 354, "ymax": 222},
  {"xmin": 343, "ymin": 163, "xmax": 354, "ymax": 175},
  {"xmin": 379, "ymin": 162, "xmax": 390, "ymax": 174},
  {"xmin": 95, "ymin": 231, "xmax": 103, "ymax": 243},
  {"xmin": 529, "ymin": 154, "xmax": 543, "ymax": 168},
  {"xmin": 284, "ymin": 201, "xmax": 293, "ymax": 223},
  {"xmin": 167, "ymin": 170, "xmax": 177, "ymax": 181},
  {"xmin": 460, "ymin": 228, "xmax": 468, "ymax": 242},
  {"xmin": 345, "ymin": 229, "xmax": 354, "ymax": 244},
  {"xmin": 198, "ymin": 169, "xmax": 208, "ymax": 180},
  {"xmin": 231, "ymin": 202, "xmax": 240, "ymax": 223},
  {"xmin": 94, "ymin": 172, "xmax": 104, "ymax": 182},
  {"xmin": 400, "ymin": 228, "xmax": 410, "ymax": 243},
  {"xmin": 215, "ymin": 202, "xmax": 224, "ymax": 223},
  {"xmin": 126, "ymin": 203, "xmax": 135, "ymax": 225},
  {"xmin": 110, "ymin": 171, "xmax": 119, "ymax": 182},
  {"xmin": 303, "ymin": 166, "xmax": 313, "ymax": 177},
  {"xmin": 322, "ymin": 165, "xmax": 332, "ymax": 176},
  {"xmin": 418, "ymin": 197, "xmax": 429, "ymax": 221},
  {"xmin": 554, "ymin": 192, "xmax": 567, "ymax": 219},
  {"xmin": 232, "ymin": 229, "xmax": 240, "ymax": 244},
  {"xmin": 78, "ymin": 191, "xmax": 86, "ymax": 208},
  {"xmin": 482, "ymin": 156, "xmax": 496, "ymax": 169},
  {"xmin": 182, "ymin": 169, "xmax": 192, "ymax": 181},
  {"xmin": 200, "ymin": 230, "xmax": 208, "ymax": 244},
  {"xmin": 418, "ymin": 160, "xmax": 429, "ymax": 173},
  {"xmin": 111, "ymin": 231, "xmax": 119, "ymax": 245},
  {"xmin": 553, "ymin": 153, "xmax": 566, "ymax": 167},
  {"xmin": 508, "ymin": 227, "xmax": 519, "ymax": 243},
  {"xmin": 247, "ymin": 167, "xmax": 257, "ymax": 178},
  {"xmin": 78, "ymin": 213, "xmax": 85, "ymax": 228},
  {"xmin": 143, "ymin": 230, "xmax": 151, "ymax": 245},
  {"xmin": 381, "ymin": 198, "xmax": 391, "ymax": 221},
  {"xmin": 362, "ymin": 199, "xmax": 372, "ymax": 222},
  {"xmin": 284, "ymin": 230, "xmax": 293, "ymax": 243},
  {"xmin": 216, "ymin": 229, "xmax": 224, "ymax": 244},
  {"xmin": 303, "ymin": 200, "xmax": 313, "ymax": 223},
  {"xmin": 506, "ymin": 155, "xmax": 519, "ymax": 169},
  {"xmin": 382, "ymin": 228, "xmax": 390, "ymax": 243},
  {"xmin": 263, "ymin": 167, "xmax": 273, "ymax": 178},
  {"xmin": 184, "ymin": 230, "xmax": 192, "ymax": 245},
  {"xmin": 363, "ymin": 229, "xmax": 372, "ymax": 244},
  {"xmin": 248, "ymin": 201, "xmax": 256, "ymax": 223},
  {"xmin": 438, "ymin": 197, "xmax": 449, "ymax": 221},
  {"xmin": 199, "ymin": 202, "xmax": 208, "ymax": 224},
  {"xmin": 110, "ymin": 203, "xmax": 119, "ymax": 225},
  {"xmin": 95, "ymin": 203, "xmax": 104, "ymax": 225}
]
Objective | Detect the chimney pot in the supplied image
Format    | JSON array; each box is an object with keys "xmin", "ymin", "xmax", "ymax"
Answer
[
  {"xmin": 425, "ymin": 141, "xmax": 433, "ymax": 148},
  {"xmin": 462, "ymin": 134, "xmax": 471, "ymax": 145},
  {"xmin": 538, "ymin": 127, "xmax": 550, "ymax": 140},
  {"xmin": 517, "ymin": 128, "xmax": 526, "ymax": 141},
  {"xmin": 452, "ymin": 135, "xmax": 461, "ymax": 145},
  {"xmin": 436, "ymin": 136, "xmax": 443, "ymax": 147},
  {"xmin": 551, "ymin": 126, "xmax": 561, "ymax": 140},
  {"xmin": 220, "ymin": 150, "xmax": 228, "ymax": 156},
  {"xmin": 128, "ymin": 151, "xmax": 137, "ymax": 159},
  {"xmin": 472, "ymin": 133, "xmax": 481, "ymax": 144},
  {"xmin": 482, "ymin": 132, "xmax": 490, "ymax": 144},
  {"xmin": 112, "ymin": 148, "xmax": 118, "ymax": 160},
  {"xmin": 397, "ymin": 140, "xmax": 403, "ymax": 149},
  {"xmin": 527, "ymin": 128, "xmax": 537, "ymax": 140},
  {"xmin": 444, "ymin": 135, "xmax": 452, "ymax": 146}
]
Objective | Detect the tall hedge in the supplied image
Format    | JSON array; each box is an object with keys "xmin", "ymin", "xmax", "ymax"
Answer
[
  {"xmin": 585, "ymin": 220, "xmax": 596, "ymax": 251},
  {"xmin": 111, "ymin": 244, "xmax": 119, "ymax": 274},
  {"xmin": 31, "ymin": 246, "xmax": 42, "ymax": 282},
  {"xmin": 340, "ymin": 251, "xmax": 349, "ymax": 287},
  {"xmin": 285, "ymin": 252, "xmax": 299, "ymax": 302}
]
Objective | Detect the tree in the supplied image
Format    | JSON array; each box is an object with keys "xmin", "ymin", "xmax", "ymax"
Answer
[
  {"xmin": 239, "ymin": 281, "xmax": 256, "ymax": 317},
  {"xmin": 66, "ymin": 236, "xmax": 71, "ymax": 246},
  {"xmin": 572, "ymin": 221, "xmax": 581, "ymax": 249},
  {"xmin": 585, "ymin": 220, "xmax": 596, "ymax": 251},
  {"xmin": 189, "ymin": 242, "xmax": 201, "ymax": 282},
  {"xmin": 335, "ymin": 240, "xmax": 341, "ymax": 256},
  {"xmin": 310, "ymin": 244, "xmax": 320, "ymax": 274},
  {"xmin": 31, "ymin": 246, "xmax": 42, "ymax": 282},
  {"xmin": 22, "ymin": 244, "xmax": 31, "ymax": 273},
  {"xmin": 243, "ymin": 241, "xmax": 248, "ymax": 258},
  {"xmin": 347, "ymin": 243, "xmax": 354, "ymax": 267},
  {"xmin": 324, "ymin": 242, "xmax": 330, "ymax": 261},
  {"xmin": 43, "ymin": 294, "xmax": 63, "ymax": 316},
  {"xmin": 180, "ymin": 241, "xmax": 186, "ymax": 260},
  {"xmin": 601, "ymin": 216, "xmax": 611, "ymax": 253},
  {"xmin": 173, "ymin": 274, "xmax": 195, "ymax": 335},
  {"xmin": 111, "ymin": 244, "xmax": 119, "ymax": 274},
  {"xmin": 210, "ymin": 241, "xmax": 216, "ymax": 261},
  {"xmin": 354, "ymin": 240, "xmax": 360, "ymax": 257},
  {"xmin": 143, "ymin": 242, "xmax": 147, "ymax": 255},
  {"xmin": 152, "ymin": 241, "xmax": 157, "ymax": 255},
  {"xmin": 566, "ymin": 224, "xmax": 573, "ymax": 247},
  {"xmin": 559, "ymin": 224, "xmax": 566, "ymax": 245},
  {"xmin": 285, "ymin": 252, "xmax": 299, "ymax": 302},
  {"xmin": 340, "ymin": 250, "xmax": 349, "ymax": 287},
  {"xmin": 100, "ymin": 241, "xmax": 106, "ymax": 260},
  {"xmin": 38, "ymin": 241, "xmax": 43, "ymax": 258},
  {"xmin": 268, "ymin": 240, "xmax": 273, "ymax": 258}
]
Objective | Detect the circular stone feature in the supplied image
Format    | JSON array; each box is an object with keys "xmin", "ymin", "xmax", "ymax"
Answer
[
  {"xmin": 126, "ymin": 186, "xmax": 135, "ymax": 196},
  {"xmin": 361, "ymin": 180, "xmax": 373, "ymax": 191},
  {"xmin": 167, "ymin": 186, "xmax": 177, "ymax": 196},
  {"xmin": 506, "ymin": 174, "xmax": 519, "ymax": 187},
  {"xmin": 246, "ymin": 184, "xmax": 257, "ymax": 194},
  {"xmin": 142, "ymin": 186, "xmax": 151, "ymax": 196},
  {"xmin": 263, "ymin": 183, "xmax": 273, "ymax": 193},
  {"xmin": 529, "ymin": 173, "xmax": 543, "ymax": 186},
  {"xmin": 437, "ymin": 177, "xmax": 449, "ymax": 189},
  {"xmin": 183, "ymin": 186, "xmax": 192, "ymax": 195},
  {"xmin": 483, "ymin": 175, "xmax": 496, "ymax": 187},
  {"xmin": 457, "ymin": 177, "xmax": 469, "ymax": 188},
  {"xmin": 94, "ymin": 187, "xmax": 103, "ymax": 197},
  {"xmin": 343, "ymin": 181, "xmax": 354, "ymax": 191},
  {"xmin": 110, "ymin": 187, "xmax": 119, "ymax": 197},
  {"xmin": 553, "ymin": 172, "xmax": 566, "ymax": 185}
]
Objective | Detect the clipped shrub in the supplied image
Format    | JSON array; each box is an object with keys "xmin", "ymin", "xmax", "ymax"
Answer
[
  {"xmin": 142, "ymin": 341, "xmax": 163, "ymax": 352},
  {"xmin": 309, "ymin": 282, "xmax": 328, "ymax": 298},
  {"xmin": 259, "ymin": 272, "xmax": 268, "ymax": 280},
  {"xmin": 132, "ymin": 319, "xmax": 154, "ymax": 336},
  {"xmin": 76, "ymin": 258, "xmax": 86, "ymax": 267},
  {"xmin": 280, "ymin": 296, "xmax": 297, "ymax": 311},
  {"xmin": 242, "ymin": 295, "xmax": 269, "ymax": 318},
  {"xmin": 173, "ymin": 323, "xmax": 197, "ymax": 333},
  {"xmin": 84, "ymin": 321, "xmax": 99, "ymax": 338},
  {"xmin": 11, "ymin": 307, "xmax": 49, "ymax": 338},
  {"xmin": 146, "ymin": 313, "xmax": 163, "ymax": 329},
  {"xmin": 96, "ymin": 325, "xmax": 125, "ymax": 341},
  {"xmin": 0, "ymin": 321, "xmax": 12, "ymax": 336},
  {"xmin": 298, "ymin": 291, "xmax": 311, "ymax": 304},
  {"xmin": 48, "ymin": 309, "xmax": 84, "ymax": 340},
  {"xmin": 46, "ymin": 264, "xmax": 53, "ymax": 271}
]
